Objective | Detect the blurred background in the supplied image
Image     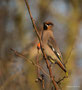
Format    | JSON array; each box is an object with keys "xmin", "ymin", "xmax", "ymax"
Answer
[{"xmin": 0, "ymin": 0, "xmax": 82, "ymax": 90}]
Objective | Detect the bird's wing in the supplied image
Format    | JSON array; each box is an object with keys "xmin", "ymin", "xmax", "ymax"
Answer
[
  {"xmin": 46, "ymin": 36, "xmax": 68, "ymax": 75},
  {"xmin": 47, "ymin": 36, "xmax": 62, "ymax": 61}
]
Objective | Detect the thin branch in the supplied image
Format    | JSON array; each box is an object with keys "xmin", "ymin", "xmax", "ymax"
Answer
[
  {"xmin": 42, "ymin": 74, "xmax": 45, "ymax": 89},
  {"xmin": 36, "ymin": 50, "xmax": 45, "ymax": 89},
  {"xmin": 36, "ymin": 50, "xmax": 40, "ymax": 78},
  {"xmin": 0, "ymin": 48, "xmax": 49, "ymax": 90},
  {"xmin": 10, "ymin": 48, "xmax": 49, "ymax": 77},
  {"xmin": 24, "ymin": 0, "xmax": 41, "ymax": 41},
  {"xmin": 24, "ymin": 0, "xmax": 59, "ymax": 89},
  {"xmin": 56, "ymin": 76, "xmax": 67, "ymax": 84},
  {"xmin": 35, "ymin": 74, "xmax": 45, "ymax": 89}
]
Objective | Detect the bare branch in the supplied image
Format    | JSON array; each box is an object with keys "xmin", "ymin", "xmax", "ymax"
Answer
[
  {"xmin": 36, "ymin": 50, "xmax": 40, "ymax": 78},
  {"xmin": 0, "ymin": 48, "xmax": 49, "ymax": 90},
  {"xmin": 10, "ymin": 48, "xmax": 49, "ymax": 77},
  {"xmin": 24, "ymin": 0, "xmax": 41, "ymax": 41},
  {"xmin": 56, "ymin": 76, "xmax": 68, "ymax": 84},
  {"xmin": 24, "ymin": 0, "xmax": 59, "ymax": 89}
]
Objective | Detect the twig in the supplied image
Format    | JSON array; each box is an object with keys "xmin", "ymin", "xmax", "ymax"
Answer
[
  {"xmin": 56, "ymin": 76, "xmax": 67, "ymax": 84},
  {"xmin": 36, "ymin": 50, "xmax": 40, "ymax": 78},
  {"xmin": 42, "ymin": 79, "xmax": 45, "ymax": 89},
  {"xmin": 10, "ymin": 48, "xmax": 49, "ymax": 77},
  {"xmin": 24, "ymin": 0, "xmax": 41, "ymax": 41},
  {"xmin": 36, "ymin": 49, "xmax": 45, "ymax": 89},
  {"xmin": 36, "ymin": 49, "xmax": 45, "ymax": 88},
  {"xmin": 0, "ymin": 49, "xmax": 31, "ymax": 90},
  {"xmin": 42, "ymin": 74, "xmax": 45, "ymax": 89},
  {"xmin": 24, "ymin": 0, "xmax": 59, "ymax": 89},
  {"xmin": 0, "ymin": 48, "xmax": 49, "ymax": 90},
  {"xmin": 35, "ymin": 74, "xmax": 45, "ymax": 89}
]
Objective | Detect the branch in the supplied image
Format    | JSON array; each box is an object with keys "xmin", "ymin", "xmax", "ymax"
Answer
[
  {"xmin": 36, "ymin": 50, "xmax": 40, "ymax": 78},
  {"xmin": 36, "ymin": 50, "xmax": 45, "ymax": 89},
  {"xmin": 0, "ymin": 48, "xmax": 49, "ymax": 90},
  {"xmin": 56, "ymin": 76, "xmax": 67, "ymax": 84},
  {"xmin": 24, "ymin": 0, "xmax": 59, "ymax": 89},
  {"xmin": 24, "ymin": 0, "xmax": 41, "ymax": 41},
  {"xmin": 10, "ymin": 48, "xmax": 49, "ymax": 77}
]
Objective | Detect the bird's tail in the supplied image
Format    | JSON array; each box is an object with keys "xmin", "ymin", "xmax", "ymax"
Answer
[
  {"xmin": 49, "ymin": 57, "xmax": 68, "ymax": 77},
  {"xmin": 56, "ymin": 60, "xmax": 68, "ymax": 77}
]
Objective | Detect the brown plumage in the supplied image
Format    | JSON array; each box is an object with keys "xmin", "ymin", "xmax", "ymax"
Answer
[{"xmin": 41, "ymin": 21, "xmax": 68, "ymax": 75}]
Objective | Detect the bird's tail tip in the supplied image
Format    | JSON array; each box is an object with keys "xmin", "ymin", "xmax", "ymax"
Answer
[{"xmin": 65, "ymin": 72, "xmax": 68, "ymax": 77}]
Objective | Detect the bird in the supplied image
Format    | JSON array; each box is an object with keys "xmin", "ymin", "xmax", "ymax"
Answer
[{"xmin": 37, "ymin": 21, "xmax": 68, "ymax": 76}]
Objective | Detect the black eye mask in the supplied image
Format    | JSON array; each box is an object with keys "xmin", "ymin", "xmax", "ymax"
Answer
[{"xmin": 43, "ymin": 24, "xmax": 47, "ymax": 30}]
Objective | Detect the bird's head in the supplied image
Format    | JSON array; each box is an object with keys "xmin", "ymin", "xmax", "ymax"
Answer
[{"xmin": 43, "ymin": 21, "xmax": 54, "ymax": 30}]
